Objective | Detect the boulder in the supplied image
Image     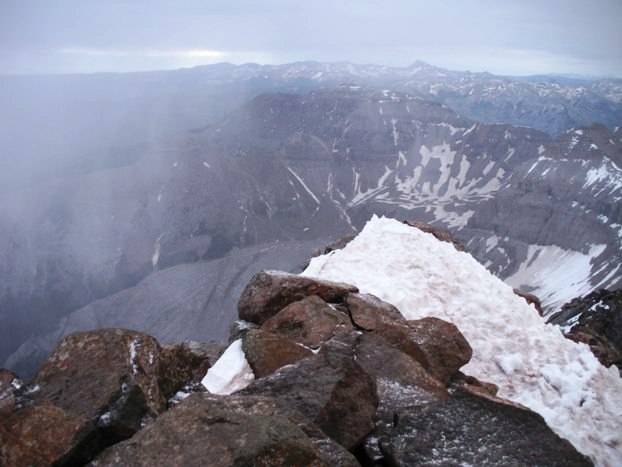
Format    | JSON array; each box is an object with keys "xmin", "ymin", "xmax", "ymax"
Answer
[
  {"xmin": 238, "ymin": 334, "xmax": 378, "ymax": 451},
  {"xmin": 261, "ymin": 295, "xmax": 353, "ymax": 349},
  {"xmin": 92, "ymin": 394, "xmax": 359, "ymax": 466},
  {"xmin": 0, "ymin": 369, "xmax": 22, "ymax": 419},
  {"xmin": 0, "ymin": 401, "xmax": 94, "ymax": 466},
  {"xmin": 513, "ymin": 288, "xmax": 544, "ymax": 315},
  {"xmin": 403, "ymin": 220, "xmax": 465, "ymax": 251},
  {"xmin": 242, "ymin": 329, "xmax": 313, "ymax": 378},
  {"xmin": 228, "ymin": 319, "xmax": 259, "ymax": 343},
  {"xmin": 380, "ymin": 387, "xmax": 592, "ymax": 466},
  {"xmin": 30, "ymin": 329, "xmax": 165, "ymax": 445},
  {"xmin": 238, "ymin": 270, "xmax": 358, "ymax": 325},
  {"xmin": 406, "ymin": 317, "xmax": 473, "ymax": 384},
  {"xmin": 345, "ymin": 292, "xmax": 407, "ymax": 330}
]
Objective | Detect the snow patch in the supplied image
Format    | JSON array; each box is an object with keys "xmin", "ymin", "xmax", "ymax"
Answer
[{"xmin": 201, "ymin": 339, "xmax": 255, "ymax": 395}]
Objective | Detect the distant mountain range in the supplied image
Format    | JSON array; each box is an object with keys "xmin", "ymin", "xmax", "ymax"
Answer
[{"xmin": 1, "ymin": 61, "xmax": 620, "ymax": 377}]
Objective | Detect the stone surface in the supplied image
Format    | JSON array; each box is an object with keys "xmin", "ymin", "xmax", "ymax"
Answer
[
  {"xmin": 238, "ymin": 270, "xmax": 358, "ymax": 325},
  {"xmin": 92, "ymin": 394, "xmax": 359, "ymax": 466},
  {"xmin": 0, "ymin": 401, "xmax": 94, "ymax": 466},
  {"xmin": 159, "ymin": 341, "xmax": 219, "ymax": 400},
  {"xmin": 346, "ymin": 293, "xmax": 407, "ymax": 331},
  {"xmin": 261, "ymin": 295, "xmax": 353, "ymax": 349},
  {"xmin": 242, "ymin": 329, "xmax": 313, "ymax": 378},
  {"xmin": 513, "ymin": 288, "xmax": 544, "ymax": 315},
  {"xmin": 30, "ymin": 329, "xmax": 165, "ymax": 445},
  {"xmin": 406, "ymin": 317, "xmax": 473, "ymax": 385},
  {"xmin": 0, "ymin": 369, "xmax": 22, "ymax": 419},
  {"xmin": 380, "ymin": 388, "xmax": 592, "ymax": 466},
  {"xmin": 549, "ymin": 289, "xmax": 622, "ymax": 371},
  {"xmin": 238, "ymin": 336, "xmax": 378, "ymax": 451}
]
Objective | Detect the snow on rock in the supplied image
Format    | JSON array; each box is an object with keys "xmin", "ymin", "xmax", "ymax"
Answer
[
  {"xmin": 302, "ymin": 216, "xmax": 622, "ymax": 466},
  {"xmin": 201, "ymin": 339, "xmax": 254, "ymax": 395}
]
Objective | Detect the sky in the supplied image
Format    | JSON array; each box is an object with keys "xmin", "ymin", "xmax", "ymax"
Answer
[{"xmin": 1, "ymin": 0, "xmax": 621, "ymax": 77}]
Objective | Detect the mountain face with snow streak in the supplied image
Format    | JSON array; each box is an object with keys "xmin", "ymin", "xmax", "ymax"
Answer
[
  {"xmin": 303, "ymin": 216, "xmax": 622, "ymax": 466},
  {"xmin": 2, "ymin": 84, "xmax": 621, "ymax": 378}
]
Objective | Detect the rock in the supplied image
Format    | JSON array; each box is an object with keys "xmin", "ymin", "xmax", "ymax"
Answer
[
  {"xmin": 30, "ymin": 329, "xmax": 165, "ymax": 445},
  {"xmin": 158, "ymin": 341, "xmax": 221, "ymax": 400},
  {"xmin": 238, "ymin": 335, "xmax": 378, "ymax": 451},
  {"xmin": 242, "ymin": 329, "xmax": 313, "ymax": 378},
  {"xmin": 345, "ymin": 292, "xmax": 407, "ymax": 330},
  {"xmin": 403, "ymin": 220, "xmax": 466, "ymax": 251},
  {"xmin": 450, "ymin": 371, "xmax": 499, "ymax": 397},
  {"xmin": 406, "ymin": 317, "xmax": 473, "ymax": 384},
  {"xmin": 261, "ymin": 295, "xmax": 353, "ymax": 349},
  {"xmin": 92, "ymin": 394, "xmax": 359, "ymax": 466},
  {"xmin": 0, "ymin": 401, "xmax": 94, "ymax": 466},
  {"xmin": 354, "ymin": 332, "xmax": 449, "ymax": 465},
  {"xmin": 549, "ymin": 289, "xmax": 622, "ymax": 371},
  {"xmin": 0, "ymin": 369, "xmax": 22, "ymax": 419},
  {"xmin": 372, "ymin": 321, "xmax": 430, "ymax": 371},
  {"xmin": 380, "ymin": 387, "xmax": 592, "ymax": 466},
  {"xmin": 302, "ymin": 234, "xmax": 357, "ymax": 270},
  {"xmin": 228, "ymin": 319, "xmax": 259, "ymax": 343},
  {"xmin": 513, "ymin": 288, "xmax": 544, "ymax": 315},
  {"xmin": 238, "ymin": 270, "xmax": 358, "ymax": 325}
]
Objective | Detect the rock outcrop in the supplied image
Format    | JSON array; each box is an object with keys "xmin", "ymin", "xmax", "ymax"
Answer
[
  {"xmin": 1, "ymin": 270, "xmax": 593, "ymax": 466},
  {"xmin": 549, "ymin": 289, "xmax": 622, "ymax": 371}
]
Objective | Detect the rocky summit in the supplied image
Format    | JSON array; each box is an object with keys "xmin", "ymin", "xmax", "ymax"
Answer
[{"xmin": 1, "ymin": 259, "xmax": 595, "ymax": 466}]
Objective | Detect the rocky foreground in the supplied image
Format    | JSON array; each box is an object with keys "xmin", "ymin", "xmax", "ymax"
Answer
[{"xmin": 1, "ymin": 267, "xmax": 593, "ymax": 466}]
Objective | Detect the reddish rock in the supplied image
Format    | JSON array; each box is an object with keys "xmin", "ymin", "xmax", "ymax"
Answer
[
  {"xmin": 450, "ymin": 371, "xmax": 499, "ymax": 397},
  {"xmin": 403, "ymin": 220, "xmax": 465, "ymax": 251},
  {"xmin": 0, "ymin": 369, "xmax": 22, "ymax": 420},
  {"xmin": 0, "ymin": 401, "xmax": 94, "ymax": 466},
  {"xmin": 406, "ymin": 317, "xmax": 473, "ymax": 385},
  {"xmin": 238, "ymin": 270, "xmax": 358, "ymax": 325},
  {"xmin": 93, "ymin": 394, "xmax": 359, "ymax": 466},
  {"xmin": 372, "ymin": 321, "xmax": 430, "ymax": 370},
  {"xmin": 31, "ymin": 329, "xmax": 165, "ymax": 444},
  {"xmin": 346, "ymin": 292, "xmax": 407, "ymax": 330},
  {"xmin": 513, "ymin": 288, "xmax": 543, "ymax": 315},
  {"xmin": 239, "ymin": 338, "xmax": 378, "ymax": 451},
  {"xmin": 261, "ymin": 295, "xmax": 353, "ymax": 349},
  {"xmin": 242, "ymin": 329, "xmax": 313, "ymax": 378}
]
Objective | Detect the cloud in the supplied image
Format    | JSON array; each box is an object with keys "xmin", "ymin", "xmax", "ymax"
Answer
[{"xmin": 56, "ymin": 47, "xmax": 227, "ymax": 59}]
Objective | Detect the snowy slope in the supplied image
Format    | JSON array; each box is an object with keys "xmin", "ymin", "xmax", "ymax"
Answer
[{"xmin": 303, "ymin": 216, "xmax": 622, "ymax": 467}]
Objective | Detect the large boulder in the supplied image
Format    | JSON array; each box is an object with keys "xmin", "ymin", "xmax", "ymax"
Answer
[
  {"xmin": 242, "ymin": 329, "xmax": 313, "ymax": 378},
  {"xmin": 92, "ymin": 394, "xmax": 359, "ymax": 466},
  {"xmin": 406, "ymin": 317, "xmax": 473, "ymax": 385},
  {"xmin": 0, "ymin": 401, "xmax": 94, "ymax": 466},
  {"xmin": 238, "ymin": 333, "xmax": 378, "ymax": 451},
  {"xmin": 380, "ymin": 388, "xmax": 592, "ymax": 466},
  {"xmin": 403, "ymin": 220, "xmax": 465, "ymax": 252},
  {"xmin": 261, "ymin": 295, "xmax": 353, "ymax": 349},
  {"xmin": 346, "ymin": 292, "xmax": 407, "ymax": 330},
  {"xmin": 238, "ymin": 270, "xmax": 358, "ymax": 325}
]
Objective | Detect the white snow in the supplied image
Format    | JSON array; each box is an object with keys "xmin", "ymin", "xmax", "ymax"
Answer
[
  {"xmin": 152, "ymin": 233, "xmax": 164, "ymax": 268},
  {"xmin": 201, "ymin": 339, "xmax": 255, "ymax": 395},
  {"xmin": 505, "ymin": 243, "xmax": 606, "ymax": 311},
  {"xmin": 129, "ymin": 339, "xmax": 139, "ymax": 376},
  {"xmin": 202, "ymin": 161, "xmax": 211, "ymax": 168},
  {"xmin": 287, "ymin": 167, "xmax": 320, "ymax": 205},
  {"xmin": 302, "ymin": 216, "xmax": 622, "ymax": 466}
]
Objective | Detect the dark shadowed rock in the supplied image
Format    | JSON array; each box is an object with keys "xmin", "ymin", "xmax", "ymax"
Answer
[
  {"xmin": 0, "ymin": 369, "xmax": 22, "ymax": 419},
  {"xmin": 406, "ymin": 317, "xmax": 473, "ymax": 384},
  {"xmin": 0, "ymin": 401, "xmax": 94, "ymax": 466},
  {"xmin": 354, "ymin": 332, "xmax": 448, "ymax": 465},
  {"xmin": 92, "ymin": 394, "xmax": 359, "ymax": 466},
  {"xmin": 238, "ymin": 270, "xmax": 358, "ymax": 325},
  {"xmin": 403, "ymin": 220, "xmax": 466, "ymax": 251},
  {"xmin": 450, "ymin": 371, "xmax": 499, "ymax": 397},
  {"xmin": 549, "ymin": 289, "xmax": 622, "ymax": 371},
  {"xmin": 159, "ymin": 341, "xmax": 223, "ymax": 400},
  {"xmin": 261, "ymin": 295, "xmax": 353, "ymax": 349},
  {"xmin": 242, "ymin": 329, "xmax": 313, "ymax": 378},
  {"xmin": 238, "ymin": 335, "xmax": 378, "ymax": 451},
  {"xmin": 380, "ymin": 387, "xmax": 592, "ymax": 466},
  {"xmin": 30, "ymin": 329, "xmax": 165, "ymax": 445},
  {"xmin": 513, "ymin": 288, "xmax": 544, "ymax": 315},
  {"xmin": 346, "ymin": 292, "xmax": 407, "ymax": 330},
  {"xmin": 228, "ymin": 319, "xmax": 259, "ymax": 343}
]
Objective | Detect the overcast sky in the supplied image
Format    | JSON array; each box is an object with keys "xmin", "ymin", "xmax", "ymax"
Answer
[{"xmin": 1, "ymin": 0, "xmax": 621, "ymax": 77}]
